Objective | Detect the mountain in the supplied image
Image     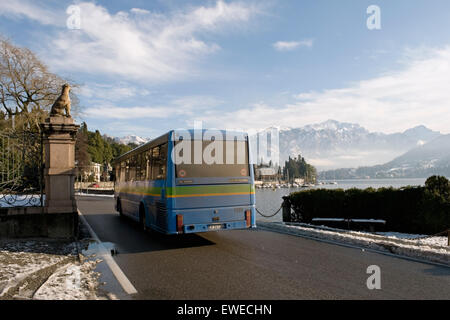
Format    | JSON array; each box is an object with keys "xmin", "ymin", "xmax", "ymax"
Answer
[
  {"xmin": 278, "ymin": 120, "xmax": 441, "ymax": 170},
  {"xmin": 114, "ymin": 135, "xmax": 149, "ymax": 146},
  {"xmin": 318, "ymin": 134, "xmax": 450, "ymax": 179},
  {"xmin": 381, "ymin": 134, "xmax": 450, "ymax": 177}
]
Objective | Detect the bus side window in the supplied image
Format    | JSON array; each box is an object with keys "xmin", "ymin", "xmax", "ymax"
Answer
[
  {"xmin": 146, "ymin": 149, "xmax": 152, "ymax": 180},
  {"xmin": 139, "ymin": 152, "xmax": 147, "ymax": 181},
  {"xmin": 136, "ymin": 153, "xmax": 141, "ymax": 181},
  {"xmin": 159, "ymin": 143, "xmax": 167, "ymax": 179},
  {"xmin": 151, "ymin": 146, "xmax": 160, "ymax": 180},
  {"xmin": 115, "ymin": 166, "xmax": 119, "ymax": 182},
  {"xmin": 125, "ymin": 159, "xmax": 130, "ymax": 182},
  {"xmin": 151, "ymin": 144, "xmax": 167, "ymax": 180},
  {"xmin": 129, "ymin": 155, "xmax": 136, "ymax": 182},
  {"xmin": 120, "ymin": 161, "xmax": 126, "ymax": 182}
]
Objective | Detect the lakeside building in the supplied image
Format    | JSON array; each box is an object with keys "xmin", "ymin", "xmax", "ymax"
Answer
[{"xmin": 255, "ymin": 167, "xmax": 278, "ymax": 182}]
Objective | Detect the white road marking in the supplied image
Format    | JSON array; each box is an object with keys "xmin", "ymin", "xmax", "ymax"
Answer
[{"xmin": 78, "ymin": 209, "xmax": 138, "ymax": 295}]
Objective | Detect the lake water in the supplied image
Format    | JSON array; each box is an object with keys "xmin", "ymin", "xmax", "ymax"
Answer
[{"xmin": 255, "ymin": 178, "xmax": 426, "ymax": 223}]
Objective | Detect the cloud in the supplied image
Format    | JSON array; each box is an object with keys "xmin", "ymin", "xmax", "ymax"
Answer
[
  {"xmin": 130, "ymin": 8, "xmax": 151, "ymax": 15},
  {"xmin": 199, "ymin": 46, "xmax": 450, "ymax": 134},
  {"xmin": 77, "ymin": 83, "xmax": 150, "ymax": 101},
  {"xmin": 273, "ymin": 40, "xmax": 313, "ymax": 51},
  {"xmin": 82, "ymin": 95, "xmax": 222, "ymax": 119},
  {"xmin": 84, "ymin": 105, "xmax": 173, "ymax": 119},
  {"xmin": 0, "ymin": 1, "xmax": 261, "ymax": 82},
  {"xmin": 0, "ymin": 0, "xmax": 63, "ymax": 25}
]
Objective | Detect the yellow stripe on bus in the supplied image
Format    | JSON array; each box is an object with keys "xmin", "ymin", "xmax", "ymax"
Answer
[
  {"xmin": 119, "ymin": 191, "xmax": 255, "ymax": 198},
  {"xmin": 167, "ymin": 192, "xmax": 255, "ymax": 198}
]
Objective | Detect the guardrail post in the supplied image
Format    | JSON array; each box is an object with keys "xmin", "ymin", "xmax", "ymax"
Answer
[{"xmin": 282, "ymin": 196, "xmax": 291, "ymax": 222}]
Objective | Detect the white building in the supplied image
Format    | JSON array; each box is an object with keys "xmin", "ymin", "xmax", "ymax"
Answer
[
  {"xmin": 77, "ymin": 162, "xmax": 102, "ymax": 182},
  {"xmin": 255, "ymin": 167, "xmax": 277, "ymax": 181}
]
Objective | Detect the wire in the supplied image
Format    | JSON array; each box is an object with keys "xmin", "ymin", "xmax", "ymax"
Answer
[{"xmin": 255, "ymin": 205, "xmax": 283, "ymax": 218}]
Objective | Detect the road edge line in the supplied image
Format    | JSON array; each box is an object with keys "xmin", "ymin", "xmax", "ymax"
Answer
[{"xmin": 78, "ymin": 209, "xmax": 138, "ymax": 295}]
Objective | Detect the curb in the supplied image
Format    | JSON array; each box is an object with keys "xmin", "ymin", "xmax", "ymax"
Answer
[{"xmin": 257, "ymin": 221, "xmax": 450, "ymax": 267}]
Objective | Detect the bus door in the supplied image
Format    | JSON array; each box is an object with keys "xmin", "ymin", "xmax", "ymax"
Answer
[{"xmin": 148, "ymin": 143, "xmax": 168, "ymax": 230}]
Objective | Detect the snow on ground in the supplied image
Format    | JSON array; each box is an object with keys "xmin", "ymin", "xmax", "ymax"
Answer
[
  {"xmin": 376, "ymin": 232, "xmax": 448, "ymax": 247},
  {"xmin": 34, "ymin": 260, "xmax": 101, "ymax": 300},
  {"xmin": 257, "ymin": 222, "xmax": 449, "ymax": 265},
  {"xmin": 0, "ymin": 239, "xmax": 105, "ymax": 300},
  {"xmin": 75, "ymin": 192, "xmax": 114, "ymax": 198}
]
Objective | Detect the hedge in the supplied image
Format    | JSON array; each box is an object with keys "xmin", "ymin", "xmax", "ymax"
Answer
[{"xmin": 287, "ymin": 186, "xmax": 450, "ymax": 235}]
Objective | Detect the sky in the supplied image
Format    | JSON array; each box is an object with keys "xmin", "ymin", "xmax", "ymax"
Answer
[{"xmin": 1, "ymin": 0, "xmax": 450, "ymax": 138}]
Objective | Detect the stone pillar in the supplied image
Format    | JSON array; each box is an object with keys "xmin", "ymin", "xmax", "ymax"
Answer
[{"xmin": 41, "ymin": 116, "xmax": 80, "ymax": 238}]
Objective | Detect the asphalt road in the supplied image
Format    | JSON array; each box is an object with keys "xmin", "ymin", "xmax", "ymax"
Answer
[{"xmin": 76, "ymin": 196, "xmax": 450, "ymax": 299}]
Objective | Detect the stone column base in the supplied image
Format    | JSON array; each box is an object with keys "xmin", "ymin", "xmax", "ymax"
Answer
[{"xmin": 0, "ymin": 209, "xmax": 78, "ymax": 239}]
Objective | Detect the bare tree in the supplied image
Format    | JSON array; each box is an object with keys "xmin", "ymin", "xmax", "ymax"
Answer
[{"xmin": 0, "ymin": 37, "xmax": 80, "ymax": 131}]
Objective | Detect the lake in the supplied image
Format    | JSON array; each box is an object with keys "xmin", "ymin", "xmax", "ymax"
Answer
[{"xmin": 255, "ymin": 178, "xmax": 427, "ymax": 223}]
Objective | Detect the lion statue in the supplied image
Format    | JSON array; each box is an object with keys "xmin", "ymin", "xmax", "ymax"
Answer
[{"xmin": 50, "ymin": 83, "xmax": 71, "ymax": 117}]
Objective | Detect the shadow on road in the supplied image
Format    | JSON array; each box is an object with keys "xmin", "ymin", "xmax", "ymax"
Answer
[
  {"xmin": 82, "ymin": 213, "xmax": 216, "ymax": 255},
  {"xmin": 422, "ymin": 266, "xmax": 450, "ymax": 276}
]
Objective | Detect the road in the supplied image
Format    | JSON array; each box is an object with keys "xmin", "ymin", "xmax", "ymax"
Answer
[{"xmin": 76, "ymin": 196, "xmax": 450, "ymax": 300}]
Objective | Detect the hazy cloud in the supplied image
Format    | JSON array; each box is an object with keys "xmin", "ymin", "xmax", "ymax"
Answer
[
  {"xmin": 273, "ymin": 40, "xmax": 313, "ymax": 51},
  {"xmin": 83, "ymin": 95, "xmax": 222, "ymax": 119}
]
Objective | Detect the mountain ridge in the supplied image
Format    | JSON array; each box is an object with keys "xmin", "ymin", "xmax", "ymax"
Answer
[
  {"xmin": 318, "ymin": 134, "xmax": 450, "ymax": 179},
  {"xmin": 278, "ymin": 120, "xmax": 441, "ymax": 170},
  {"xmin": 107, "ymin": 120, "xmax": 444, "ymax": 172}
]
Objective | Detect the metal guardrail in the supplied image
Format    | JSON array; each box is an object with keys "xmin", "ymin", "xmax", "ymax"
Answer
[{"xmin": 0, "ymin": 130, "xmax": 43, "ymax": 208}]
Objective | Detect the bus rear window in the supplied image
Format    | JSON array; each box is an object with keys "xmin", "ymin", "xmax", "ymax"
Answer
[{"xmin": 174, "ymin": 140, "xmax": 249, "ymax": 178}]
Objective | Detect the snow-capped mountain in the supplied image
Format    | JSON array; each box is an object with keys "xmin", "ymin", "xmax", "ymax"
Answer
[
  {"xmin": 114, "ymin": 135, "xmax": 149, "ymax": 145},
  {"xmin": 278, "ymin": 120, "xmax": 441, "ymax": 170},
  {"xmin": 108, "ymin": 120, "xmax": 443, "ymax": 173},
  {"xmin": 319, "ymin": 134, "xmax": 450, "ymax": 179},
  {"xmin": 384, "ymin": 134, "xmax": 450, "ymax": 173}
]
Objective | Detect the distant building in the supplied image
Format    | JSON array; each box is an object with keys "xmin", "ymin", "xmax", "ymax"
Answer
[
  {"xmin": 255, "ymin": 167, "xmax": 277, "ymax": 181},
  {"xmin": 76, "ymin": 162, "xmax": 102, "ymax": 182}
]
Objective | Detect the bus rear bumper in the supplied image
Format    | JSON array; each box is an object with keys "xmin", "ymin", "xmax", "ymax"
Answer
[{"xmin": 182, "ymin": 220, "xmax": 252, "ymax": 233}]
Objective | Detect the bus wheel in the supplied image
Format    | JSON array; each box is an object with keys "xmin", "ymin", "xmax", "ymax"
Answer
[
  {"xmin": 117, "ymin": 199, "xmax": 124, "ymax": 218},
  {"xmin": 139, "ymin": 204, "xmax": 147, "ymax": 231}
]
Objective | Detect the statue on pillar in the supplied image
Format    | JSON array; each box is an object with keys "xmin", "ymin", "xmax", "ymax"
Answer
[
  {"xmin": 40, "ymin": 83, "xmax": 79, "ymax": 238},
  {"xmin": 50, "ymin": 83, "xmax": 71, "ymax": 117}
]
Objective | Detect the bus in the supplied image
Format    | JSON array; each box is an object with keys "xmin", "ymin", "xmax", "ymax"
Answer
[{"xmin": 113, "ymin": 129, "xmax": 256, "ymax": 234}]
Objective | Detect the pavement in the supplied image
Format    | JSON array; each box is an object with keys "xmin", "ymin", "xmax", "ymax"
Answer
[{"xmin": 76, "ymin": 195, "xmax": 450, "ymax": 300}]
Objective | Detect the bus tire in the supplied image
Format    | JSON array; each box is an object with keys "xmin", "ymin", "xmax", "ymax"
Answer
[
  {"xmin": 139, "ymin": 204, "xmax": 147, "ymax": 231},
  {"xmin": 117, "ymin": 199, "xmax": 124, "ymax": 218}
]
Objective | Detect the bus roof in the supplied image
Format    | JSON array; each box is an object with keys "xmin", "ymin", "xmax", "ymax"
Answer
[{"xmin": 112, "ymin": 129, "xmax": 248, "ymax": 165}]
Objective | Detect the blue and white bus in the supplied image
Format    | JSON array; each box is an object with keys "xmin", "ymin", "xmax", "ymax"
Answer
[{"xmin": 113, "ymin": 130, "xmax": 256, "ymax": 234}]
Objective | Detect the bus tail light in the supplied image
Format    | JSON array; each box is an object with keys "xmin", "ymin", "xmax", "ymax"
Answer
[
  {"xmin": 245, "ymin": 210, "xmax": 251, "ymax": 228},
  {"xmin": 176, "ymin": 215, "xmax": 184, "ymax": 233}
]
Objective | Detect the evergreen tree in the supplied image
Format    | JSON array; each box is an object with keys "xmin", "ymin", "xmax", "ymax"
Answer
[{"xmin": 283, "ymin": 154, "xmax": 317, "ymax": 183}]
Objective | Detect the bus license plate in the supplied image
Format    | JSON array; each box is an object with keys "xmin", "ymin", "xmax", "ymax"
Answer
[{"xmin": 208, "ymin": 224, "xmax": 222, "ymax": 231}]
